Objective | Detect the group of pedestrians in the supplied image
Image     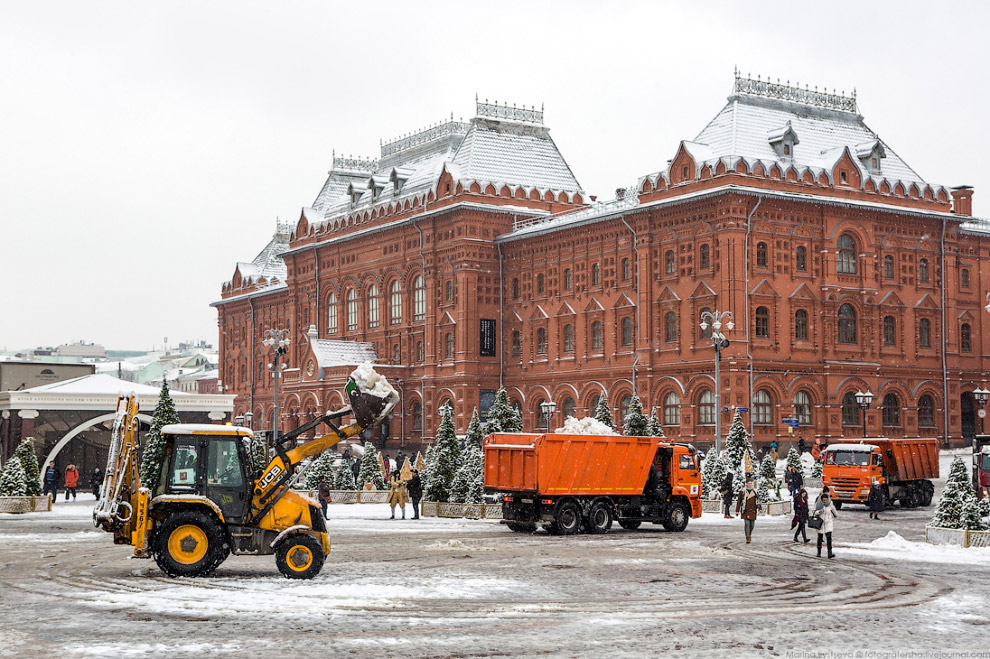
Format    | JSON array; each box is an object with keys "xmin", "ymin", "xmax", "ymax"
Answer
[
  {"xmin": 40, "ymin": 461, "xmax": 103, "ymax": 503},
  {"xmin": 315, "ymin": 456, "xmax": 423, "ymax": 522}
]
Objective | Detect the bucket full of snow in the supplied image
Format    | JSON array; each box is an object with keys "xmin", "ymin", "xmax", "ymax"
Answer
[{"xmin": 346, "ymin": 362, "xmax": 399, "ymax": 427}]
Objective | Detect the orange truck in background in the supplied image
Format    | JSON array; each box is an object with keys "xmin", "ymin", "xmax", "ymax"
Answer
[
  {"xmin": 484, "ymin": 433, "xmax": 702, "ymax": 534},
  {"xmin": 822, "ymin": 438, "xmax": 939, "ymax": 510}
]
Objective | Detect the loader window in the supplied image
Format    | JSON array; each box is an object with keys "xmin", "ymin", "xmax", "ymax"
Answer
[
  {"xmin": 169, "ymin": 439, "xmax": 200, "ymax": 491},
  {"xmin": 207, "ymin": 439, "xmax": 244, "ymax": 487}
]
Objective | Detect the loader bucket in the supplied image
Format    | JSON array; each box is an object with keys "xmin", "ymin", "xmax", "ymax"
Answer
[{"xmin": 345, "ymin": 378, "xmax": 398, "ymax": 428}]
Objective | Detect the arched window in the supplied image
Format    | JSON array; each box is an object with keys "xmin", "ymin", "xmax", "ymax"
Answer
[
  {"xmin": 445, "ymin": 280, "xmax": 453, "ymax": 302},
  {"xmin": 588, "ymin": 394, "xmax": 602, "ymax": 417},
  {"xmin": 563, "ymin": 324, "xmax": 574, "ymax": 353},
  {"xmin": 918, "ymin": 395, "xmax": 935, "ymax": 427},
  {"xmin": 415, "ymin": 341, "xmax": 424, "ymax": 362},
  {"xmin": 564, "ymin": 269, "xmax": 572, "ymax": 291},
  {"xmin": 327, "ymin": 292, "xmax": 338, "ymax": 334},
  {"xmin": 841, "ymin": 392, "xmax": 861, "ymax": 427},
  {"xmin": 535, "ymin": 398, "xmax": 548, "ymax": 429},
  {"xmin": 918, "ymin": 258, "xmax": 929, "ymax": 283},
  {"xmin": 837, "ymin": 304, "xmax": 857, "ymax": 344},
  {"xmin": 621, "ymin": 317, "xmax": 634, "ymax": 346},
  {"xmin": 918, "ymin": 318, "xmax": 931, "ymax": 348},
  {"xmin": 753, "ymin": 389, "xmax": 773, "ymax": 425},
  {"xmin": 511, "ymin": 331, "xmax": 521, "ymax": 358},
  {"xmin": 389, "ymin": 281, "xmax": 402, "ymax": 325},
  {"xmin": 794, "ymin": 391, "xmax": 812, "ymax": 425},
  {"xmin": 258, "ymin": 362, "xmax": 264, "ymax": 381},
  {"xmin": 795, "ymin": 246, "xmax": 807, "ymax": 271},
  {"xmin": 961, "ymin": 323, "xmax": 972, "ymax": 353},
  {"xmin": 621, "ymin": 258, "xmax": 631, "ymax": 281},
  {"xmin": 664, "ymin": 391, "xmax": 681, "ymax": 426},
  {"xmin": 512, "ymin": 278, "xmax": 519, "ymax": 299},
  {"xmin": 755, "ymin": 306, "xmax": 769, "ymax": 338},
  {"xmin": 756, "ymin": 242, "xmax": 768, "ymax": 267},
  {"xmin": 837, "ymin": 234, "xmax": 857, "ymax": 274},
  {"xmin": 700, "ymin": 245, "xmax": 710, "ymax": 270},
  {"xmin": 444, "ymin": 332, "xmax": 454, "ymax": 359},
  {"xmin": 346, "ymin": 289, "xmax": 358, "ymax": 331},
  {"xmin": 794, "ymin": 309, "xmax": 808, "ymax": 341},
  {"xmin": 698, "ymin": 390, "xmax": 716, "ymax": 426},
  {"xmin": 562, "ymin": 397, "xmax": 576, "ymax": 419},
  {"xmin": 962, "ymin": 268, "xmax": 970, "ymax": 288},
  {"xmin": 591, "ymin": 321, "xmax": 603, "ymax": 350},
  {"xmin": 700, "ymin": 307, "xmax": 712, "ymax": 339},
  {"xmin": 665, "ymin": 250, "xmax": 675, "ymax": 275},
  {"xmin": 536, "ymin": 327, "xmax": 547, "ymax": 354},
  {"xmin": 592, "ymin": 263, "xmax": 601, "ymax": 286},
  {"xmin": 411, "ymin": 400, "xmax": 423, "ymax": 431},
  {"xmin": 884, "ymin": 255, "xmax": 894, "ymax": 280},
  {"xmin": 367, "ymin": 284, "xmax": 379, "ymax": 328},
  {"xmin": 392, "ymin": 344, "xmax": 399, "ymax": 364},
  {"xmin": 620, "ymin": 395, "xmax": 633, "ymax": 423},
  {"xmin": 664, "ymin": 312, "xmax": 678, "ymax": 342},
  {"xmin": 537, "ymin": 273, "xmax": 545, "ymax": 295},
  {"xmin": 413, "ymin": 275, "xmax": 426, "ymax": 321},
  {"xmin": 883, "ymin": 316, "xmax": 896, "ymax": 346},
  {"xmin": 240, "ymin": 363, "xmax": 246, "ymax": 382},
  {"xmin": 882, "ymin": 393, "xmax": 900, "ymax": 427}
]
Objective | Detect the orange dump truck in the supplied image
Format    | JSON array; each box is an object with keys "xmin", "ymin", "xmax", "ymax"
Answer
[
  {"xmin": 484, "ymin": 433, "xmax": 702, "ymax": 534},
  {"xmin": 822, "ymin": 438, "xmax": 939, "ymax": 509}
]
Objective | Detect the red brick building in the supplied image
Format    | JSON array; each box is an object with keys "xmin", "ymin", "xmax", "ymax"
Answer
[{"xmin": 214, "ymin": 75, "xmax": 990, "ymax": 451}]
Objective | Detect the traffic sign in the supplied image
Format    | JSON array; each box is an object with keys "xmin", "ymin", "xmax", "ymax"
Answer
[
  {"xmin": 790, "ymin": 420, "xmax": 800, "ymax": 428},
  {"xmin": 781, "ymin": 417, "xmax": 795, "ymax": 424},
  {"xmin": 737, "ymin": 407, "xmax": 749, "ymax": 412}
]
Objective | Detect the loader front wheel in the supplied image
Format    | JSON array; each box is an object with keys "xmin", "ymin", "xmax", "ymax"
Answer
[
  {"xmin": 153, "ymin": 511, "xmax": 225, "ymax": 578},
  {"xmin": 275, "ymin": 534, "xmax": 324, "ymax": 580}
]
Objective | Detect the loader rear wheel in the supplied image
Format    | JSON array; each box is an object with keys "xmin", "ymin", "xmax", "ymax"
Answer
[
  {"xmin": 554, "ymin": 501, "xmax": 582, "ymax": 535},
  {"xmin": 618, "ymin": 520, "xmax": 641, "ymax": 530},
  {"xmin": 662, "ymin": 501, "xmax": 690, "ymax": 532},
  {"xmin": 275, "ymin": 534, "xmax": 324, "ymax": 580},
  {"xmin": 585, "ymin": 501, "xmax": 613, "ymax": 534},
  {"xmin": 153, "ymin": 511, "xmax": 225, "ymax": 578}
]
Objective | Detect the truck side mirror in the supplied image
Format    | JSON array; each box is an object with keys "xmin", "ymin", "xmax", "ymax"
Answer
[{"xmin": 886, "ymin": 449, "xmax": 894, "ymax": 458}]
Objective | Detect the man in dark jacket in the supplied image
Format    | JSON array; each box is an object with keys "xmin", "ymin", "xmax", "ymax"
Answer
[
  {"xmin": 407, "ymin": 469, "xmax": 423, "ymax": 520},
  {"xmin": 42, "ymin": 461, "xmax": 59, "ymax": 502},
  {"xmin": 350, "ymin": 456, "xmax": 361, "ymax": 480},
  {"xmin": 791, "ymin": 468, "xmax": 803, "ymax": 493},
  {"xmin": 91, "ymin": 468, "xmax": 103, "ymax": 498},
  {"xmin": 318, "ymin": 475, "xmax": 331, "ymax": 520},
  {"xmin": 868, "ymin": 478, "xmax": 884, "ymax": 520},
  {"xmin": 798, "ymin": 437, "xmax": 806, "ymax": 454},
  {"xmin": 719, "ymin": 471, "xmax": 734, "ymax": 518}
]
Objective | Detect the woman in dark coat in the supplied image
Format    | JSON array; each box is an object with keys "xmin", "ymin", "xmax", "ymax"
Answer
[
  {"xmin": 867, "ymin": 478, "xmax": 884, "ymax": 520},
  {"xmin": 719, "ymin": 471, "xmax": 734, "ymax": 518},
  {"xmin": 792, "ymin": 489, "xmax": 810, "ymax": 543}
]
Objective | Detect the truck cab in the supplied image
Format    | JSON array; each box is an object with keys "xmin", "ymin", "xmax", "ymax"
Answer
[
  {"xmin": 975, "ymin": 436, "xmax": 990, "ymax": 500},
  {"xmin": 822, "ymin": 443, "xmax": 883, "ymax": 505}
]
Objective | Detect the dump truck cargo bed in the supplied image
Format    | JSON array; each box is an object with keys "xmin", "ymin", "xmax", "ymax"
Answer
[{"xmin": 832, "ymin": 438, "xmax": 939, "ymax": 481}]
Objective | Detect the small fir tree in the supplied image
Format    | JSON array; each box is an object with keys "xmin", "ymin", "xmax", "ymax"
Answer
[
  {"xmin": 758, "ymin": 453, "xmax": 780, "ymax": 502},
  {"xmin": 304, "ymin": 451, "xmax": 338, "ymax": 490},
  {"xmin": 357, "ymin": 442, "xmax": 386, "ymax": 490},
  {"xmin": 646, "ymin": 409, "xmax": 664, "ymax": 437},
  {"xmin": 250, "ymin": 433, "xmax": 269, "ymax": 474},
  {"xmin": 14, "ymin": 439, "xmax": 42, "ymax": 496},
  {"xmin": 451, "ymin": 445, "xmax": 481, "ymax": 503},
  {"xmin": 0, "ymin": 457, "xmax": 28, "ymax": 497},
  {"xmin": 722, "ymin": 410, "xmax": 755, "ymax": 495},
  {"xmin": 333, "ymin": 458, "xmax": 357, "ymax": 490},
  {"xmin": 785, "ymin": 447, "xmax": 804, "ymax": 477},
  {"xmin": 932, "ymin": 456, "xmax": 984, "ymax": 530},
  {"xmin": 485, "ymin": 388, "xmax": 522, "ymax": 434},
  {"xmin": 139, "ymin": 381, "xmax": 181, "ymax": 488},
  {"xmin": 464, "ymin": 409, "xmax": 484, "ymax": 450},
  {"xmin": 425, "ymin": 404, "xmax": 461, "ymax": 502},
  {"xmin": 594, "ymin": 395, "xmax": 614, "ymax": 430},
  {"xmin": 465, "ymin": 458, "xmax": 485, "ymax": 504},
  {"xmin": 623, "ymin": 395, "xmax": 649, "ymax": 436},
  {"xmin": 419, "ymin": 445, "xmax": 435, "ymax": 497},
  {"xmin": 757, "ymin": 475, "xmax": 771, "ymax": 505},
  {"xmin": 811, "ymin": 458, "xmax": 823, "ymax": 479},
  {"xmin": 758, "ymin": 453, "xmax": 776, "ymax": 483},
  {"xmin": 700, "ymin": 446, "xmax": 726, "ymax": 500}
]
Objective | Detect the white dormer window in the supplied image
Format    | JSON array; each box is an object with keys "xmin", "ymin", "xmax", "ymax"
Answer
[
  {"xmin": 855, "ymin": 140, "xmax": 886, "ymax": 175},
  {"xmin": 767, "ymin": 121, "xmax": 799, "ymax": 161},
  {"xmin": 783, "ymin": 144, "xmax": 791, "ymax": 156}
]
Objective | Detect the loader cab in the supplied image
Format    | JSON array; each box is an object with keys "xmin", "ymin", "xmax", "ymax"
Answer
[{"xmin": 160, "ymin": 424, "xmax": 255, "ymax": 523}]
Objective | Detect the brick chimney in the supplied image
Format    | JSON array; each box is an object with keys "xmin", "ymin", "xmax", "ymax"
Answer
[{"xmin": 950, "ymin": 185, "xmax": 974, "ymax": 216}]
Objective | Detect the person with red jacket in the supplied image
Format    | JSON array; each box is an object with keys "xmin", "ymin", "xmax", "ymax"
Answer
[{"xmin": 64, "ymin": 464, "xmax": 80, "ymax": 501}]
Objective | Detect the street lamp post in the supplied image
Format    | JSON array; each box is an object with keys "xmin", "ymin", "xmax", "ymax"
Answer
[
  {"xmin": 540, "ymin": 400, "xmax": 557, "ymax": 432},
  {"xmin": 699, "ymin": 309, "xmax": 733, "ymax": 454},
  {"xmin": 973, "ymin": 387, "xmax": 989, "ymax": 435},
  {"xmin": 262, "ymin": 328, "xmax": 291, "ymax": 441},
  {"xmin": 855, "ymin": 389, "xmax": 874, "ymax": 437}
]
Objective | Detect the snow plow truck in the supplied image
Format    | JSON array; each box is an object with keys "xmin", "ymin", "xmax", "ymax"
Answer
[
  {"xmin": 94, "ymin": 373, "xmax": 397, "ymax": 579},
  {"xmin": 821, "ymin": 438, "xmax": 939, "ymax": 509},
  {"xmin": 484, "ymin": 432, "xmax": 702, "ymax": 534}
]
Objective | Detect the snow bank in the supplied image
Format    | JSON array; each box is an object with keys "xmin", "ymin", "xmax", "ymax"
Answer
[
  {"xmin": 842, "ymin": 531, "xmax": 990, "ymax": 565},
  {"xmin": 349, "ymin": 362, "xmax": 397, "ymax": 399},
  {"xmin": 555, "ymin": 417, "xmax": 617, "ymax": 436}
]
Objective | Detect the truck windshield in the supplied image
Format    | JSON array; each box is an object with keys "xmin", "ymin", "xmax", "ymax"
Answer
[
  {"xmin": 826, "ymin": 450, "xmax": 871, "ymax": 466},
  {"xmin": 981, "ymin": 453, "xmax": 990, "ymax": 472}
]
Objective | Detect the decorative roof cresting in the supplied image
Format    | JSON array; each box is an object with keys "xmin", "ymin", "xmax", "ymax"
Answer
[
  {"xmin": 733, "ymin": 70, "xmax": 857, "ymax": 114},
  {"xmin": 380, "ymin": 119, "xmax": 471, "ymax": 157},
  {"xmin": 476, "ymin": 97, "xmax": 544, "ymax": 125}
]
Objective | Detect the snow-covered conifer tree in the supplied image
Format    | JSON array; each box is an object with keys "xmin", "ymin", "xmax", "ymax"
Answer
[
  {"xmin": 594, "ymin": 395, "xmax": 614, "ymax": 430},
  {"xmin": 932, "ymin": 456, "xmax": 984, "ymax": 530},
  {"xmin": 250, "ymin": 433, "xmax": 269, "ymax": 474},
  {"xmin": 722, "ymin": 411, "xmax": 755, "ymax": 489},
  {"xmin": 425, "ymin": 404, "xmax": 460, "ymax": 502},
  {"xmin": 14, "ymin": 439, "xmax": 42, "ymax": 496},
  {"xmin": 0, "ymin": 457, "xmax": 28, "ymax": 497},
  {"xmin": 785, "ymin": 447, "xmax": 804, "ymax": 477},
  {"xmin": 700, "ymin": 446, "xmax": 726, "ymax": 499},
  {"xmin": 485, "ymin": 388, "xmax": 522, "ymax": 434},
  {"xmin": 464, "ymin": 408, "xmax": 484, "ymax": 450},
  {"xmin": 304, "ymin": 450, "xmax": 338, "ymax": 490},
  {"xmin": 357, "ymin": 442, "xmax": 386, "ymax": 490},
  {"xmin": 623, "ymin": 395, "xmax": 648, "ymax": 436},
  {"xmin": 757, "ymin": 453, "xmax": 779, "ymax": 502},
  {"xmin": 333, "ymin": 458, "xmax": 357, "ymax": 490},
  {"xmin": 811, "ymin": 458, "xmax": 823, "ymax": 479},
  {"xmin": 646, "ymin": 409, "xmax": 664, "ymax": 437},
  {"xmin": 139, "ymin": 381, "xmax": 180, "ymax": 488}
]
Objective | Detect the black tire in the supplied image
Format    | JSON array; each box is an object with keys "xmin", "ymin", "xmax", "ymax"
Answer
[
  {"xmin": 506, "ymin": 521, "xmax": 537, "ymax": 533},
  {"xmin": 555, "ymin": 501, "xmax": 582, "ymax": 535},
  {"xmin": 618, "ymin": 520, "xmax": 642, "ymax": 531},
  {"xmin": 585, "ymin": 501, "xmax": 613, "ymax": 534},
  {"xmin": 833, "ymin": 501, "xmax": 843, "ymax": 510},
  {"xmin": 543, "ymin": 522, "xmax": 561, "ymax": 535},
  {"xmin": 920, "ymin": 481, "xmax": 935, "ymax": 507},
  {"xmin": 662, "ymin": 501, "xmax": 690, "ymax": 532},
  {"xmin": 152, "ymin": 511, "xmax": 226, "ymax": 578},
  {"xmin": 275, "ymin": 534, "xmax": 324, "ymax": 580},
  {"xmin": 899, "ymin": 488, "xmax": 917, "ymax": 508}
]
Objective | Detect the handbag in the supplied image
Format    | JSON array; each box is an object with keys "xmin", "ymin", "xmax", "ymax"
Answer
[{"xmin": 808, "ymin": 516, "xmax": 823, "ymax": 530}]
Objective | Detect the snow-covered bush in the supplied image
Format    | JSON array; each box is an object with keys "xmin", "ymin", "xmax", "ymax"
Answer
[
  {"xmin": 931, "ymin": 456, "xmax": 985, "ymax": 530},
  {"xmin": 139, "ymin": 381, "xmax": 180, "ymax": 488},
  {"xmin": 0, "ymin": 457, "xmax": 28, "ymax": 497},
  {"xmin": 304, "ymin": 450, "xmax": 337, "ymax": 490},
  {"xmin": 700, "ymin": 446, "xmax": 726, "ymax": 500},
  {"xmin": 556, "ymin": 417, "xmax": 617, "ymax": 436},
  {"xmin": 424, "ymin": 405, "xmax": 460, "ymax": 502},
  {"xmin": 357, "ymin": 442, "xmax": 386, "ymax": 490},
  {"xmin": 623, "ymin": 395, "xmax": 648, "ymax": 436},
  {"xmin": 14, "ymin": 439, "xmax": 42, "ymax": 496},
  {"xmin": 485, "ymin": 388, "xmax": 522, "ymax": 434},
  {"xmin": 594, "ymin": 395, "xmax": 614, "ymax": 431}
]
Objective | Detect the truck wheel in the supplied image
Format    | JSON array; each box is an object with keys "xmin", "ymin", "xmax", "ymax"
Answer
[
  {"xmin": 618, "ymin": 520, "xmax": 641, "ymax": 531},
  {"xmin": 275, "ymin": 534, "xmax": 324, "ymax": 580},
  {"xmin": 900, "ymin": 489, "xmax": 917, "ymax": 508},
  {"xmin": 506, "ymin": 522, "xmax": 537, "ymax": 533},
  {"xmin": 555, "ymin": 501, "xmax": 582, "ymax": 535},
  {"xmin": 585, "ymin": 501, "xmax": 613, "ymax": 534},
  {"xmin": 152, "ymin": 511, "xmax": 225, "ymax": 578},
  {"xmin": 543, "ymin": 522, "xmax": 561, "ymax": 535},
  {"xmin": 833, "ymin": 501, "xmax": 843, "ymax": 510},
  {"xmin": 662, "ymin": 501, "xmax": 690, "ymax": 532},
  {"xmin": 920, "ymin": 481, "xmax": 935, "ymax": 506}
]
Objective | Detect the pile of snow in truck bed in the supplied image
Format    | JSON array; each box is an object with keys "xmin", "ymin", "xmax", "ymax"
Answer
[
  {"xmin": 349, "ymin": 362, "xmax": 397, "ymax": 399},
  {"xmin": 554, "ymin": 417, "xmax": 617, "ymax": 436}
]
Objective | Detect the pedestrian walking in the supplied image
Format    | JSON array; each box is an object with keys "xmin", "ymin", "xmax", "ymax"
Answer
[
  {"xmin": 868, "ymin": 478, "xmax": 884, "ymax": 520},
  {"xmin": 395, "ymin": 451, "xmax": 407, "ymax": 472},
  {"xmin": 64, "ymin": 464, "xmax": 79, "ymax": 501},
  {"xmin": 317, "ymin": 475, "xmax": 331, "ymax": 520},
  {"xmin": 798, "ymin": 436, "xmax": 806, "ymax": 454},
  {"xmin": 91, "ymin": 467, "xmax": 103, "ymax": 498},
  {"xmin": 386, "ymin": 471, "xmax": 409, "ymax": 519},
  {"xmin": 719, "ymin": 471, "xmax": 735, "ymax": 518},
  {"xmin": 350, "ymin": 456, "xmax": 361, "ymax": 480},
  {"xmin": 784, "ymin": 467, "xmax": 794, "ymax": 498},
  {"xmin": 792, "ymin": 489, "xmax": 810, "ymax": 543},
  {"xmin": 813, "ymin": 491, "xmax": 838, "ymax": 558},
  {"xmin": 736, "ymin": 477, "xmax": 761, "ymax": 543},
  {"xmin": 791, "ymin": 467, "xmax": 803, "ymax": 494},
  {"xmin": 407, "ymin": 469, "xmax": 423, "ymax": 520},
  {"xmin": 42, "ymin": 461, "xmax": 59, "ymax": 502}
]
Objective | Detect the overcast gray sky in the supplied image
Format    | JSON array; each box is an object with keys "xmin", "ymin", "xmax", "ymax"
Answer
[{"xmin": 2, "ymin": 1, "xmax": 987, "ymax": 351}]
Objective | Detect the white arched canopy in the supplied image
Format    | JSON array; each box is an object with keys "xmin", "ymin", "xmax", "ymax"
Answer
[{"xmin": 40, "ymin": 412, "xmax": 153, "ymax": 485}]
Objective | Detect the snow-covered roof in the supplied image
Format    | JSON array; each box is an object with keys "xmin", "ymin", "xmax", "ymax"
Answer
[
  {"xmin": 161, "ymin": 423, "xmax": 252, "ymax": 436},
  {"xmin": 20, "ymin": 373, "xmax": 176, "ymax": 396},
  {"xmin": 306, "ymin": 326, "xmax": 378, "ymax": 376},
  {"xmin": 824, "ymin": 443, "xmax": 878, "ymax": 452}
]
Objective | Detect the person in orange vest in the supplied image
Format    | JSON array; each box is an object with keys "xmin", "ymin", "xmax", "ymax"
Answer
[{"xmin": 64, "ymin": 464, "xmax": 80, "ymax": 501}]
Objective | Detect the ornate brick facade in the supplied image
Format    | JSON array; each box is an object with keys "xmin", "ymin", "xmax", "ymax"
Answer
[{"xmin": 215, "ymin": 77, "xmax": 990, "ymax": 452}]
